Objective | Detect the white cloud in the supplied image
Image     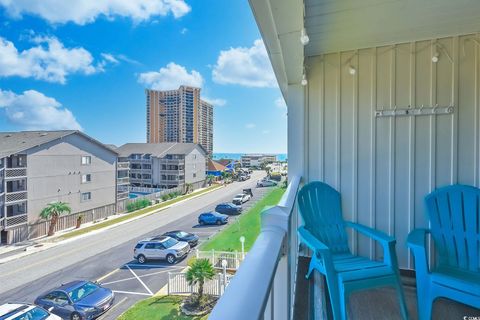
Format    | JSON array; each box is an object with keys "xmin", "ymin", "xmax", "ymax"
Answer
[
  {"xmin": 0, "ymin": 89, "xmax": 82, "ymax": 130},
  {"xmin": 0, "ymin": 0, "xmax": 191, "ymax": 25},
  {"xmin": 180, "ymin": 28, "xmax": 188, "ymax": 35},
  {"xmin": 203, "ymin": 97, "xmax": 226, "ymax": 107},
  {"xmin": 138, "ymin": 62, "xmax": 203, "ymax": 90},
  {"xmin": 0, "ymin": 36, "xmax": 101, "ymax": 83},
  {"xmin": 275, "ymin": 96, "xmax": 286, "ymax": 109},
  {"xmin": 100, "ymin": 53, "xmax": 119, "ymax": 64},
  {"xmin": 212, "ymin": 39, "xmax": 277, "ymax": 88},
  {"xmin": 245, "ymin": 123, "xmax": 256, "ymax": 129},
  {"xmin": 262, "ymin": 130, "xmax": 270, "ymax": 134}
]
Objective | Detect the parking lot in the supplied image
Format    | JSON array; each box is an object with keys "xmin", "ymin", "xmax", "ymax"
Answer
[{"xmin": 95, "ymin": 183, "xmax": 274, "ymax": 319}]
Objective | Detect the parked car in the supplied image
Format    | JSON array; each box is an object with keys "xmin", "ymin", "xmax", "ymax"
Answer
[
  {"xmin": 198, "ymin": 212, "xmax": 228, "ymax": 225},
  {"xmin": 34, "ymin": 280, "xmax": 114, "ymax": 320},
  {"xmin": 243, "ymin": 188, "xmax": 253, "ymax": 197},
  {"xmin": 0, "ymin": 303, "xmax": 61, "ymax": 320},
  {"xmin": 160, "ymin": 231, "xmax": 199, "ymax": 247},
  {"xmin": 134, "ymin": 236, "xmax": 190, "ymax": 264},
  {"xmin": 257, "ymin": 179, "xmax": 278, "ymax": 187},
  {"xmin": 232, "ymin": 193, "xmax": 251, "ymax": 205},
  {"xmin": 215, "ymin": 203, "xmax": 242, "ymax": 215}
]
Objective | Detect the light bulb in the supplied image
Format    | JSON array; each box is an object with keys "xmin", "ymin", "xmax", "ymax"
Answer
[
  {"xmin": 432, "ymin": 52, "xmax": 439, "ymax": 63},
  {"xmin": 301, "ymin": 74, "xmax": 308, "ymax": 86},
  {"xmin": 300, "ymin": 28, "xmax": 309, "ymax": 46},
  {"xmin": 348, "ymin": 66, "xmax": 356, "ymax": 75}
]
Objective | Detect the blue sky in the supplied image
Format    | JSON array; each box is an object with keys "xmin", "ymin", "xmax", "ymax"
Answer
[{"xmin": 0, "ymin": 0, "xmax": 287, "ymax": 153}]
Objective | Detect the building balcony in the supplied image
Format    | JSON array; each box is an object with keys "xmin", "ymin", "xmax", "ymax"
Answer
[
  {"xmin": 4, "ymin": 213, "xmax": 28, "ymax": 229},
  {"xmin": 5, "ymin": 168, "xmax": 27, "ymax": 180},
  {"xmin": 117, "ymin": 177, "xmax": 130, "ymax": 185},
  {"xmin": 5, "ymin": 190, "xmax": 28, "ymax": 204},
  {"xmin": 117, "ymin": 191, "xmax": 129, "ymax": 200},
  {"xmin": 117, "ymin": 161, "xmax": 130, "ymax": 170}
]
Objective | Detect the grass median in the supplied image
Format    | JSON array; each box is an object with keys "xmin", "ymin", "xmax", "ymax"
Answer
[
  {"xmin": 56, "ymin": 185, "xmax": 222, "ymax": 241},
  {"xmin": 200, "ymin": 187, "xmax": 286, "ymax": 252},
  {"xmin": 117, "ymin": 295, "xmax": 208, "ymax": 320}
]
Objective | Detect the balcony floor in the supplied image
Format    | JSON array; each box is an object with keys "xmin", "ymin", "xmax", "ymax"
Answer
[{"xmin": 294, "ymin": 257, "xmax": 479, "ymax": 320}]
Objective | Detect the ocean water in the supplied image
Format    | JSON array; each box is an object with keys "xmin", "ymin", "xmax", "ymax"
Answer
[{"xmin": 213, "ymin": 153, "xmax": 287, "ymax": 162}]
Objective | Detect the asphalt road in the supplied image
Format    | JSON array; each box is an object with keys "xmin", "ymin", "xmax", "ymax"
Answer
[{"xmin": 0, "ymin": 171, "xmax": 269, "ymax": 319}]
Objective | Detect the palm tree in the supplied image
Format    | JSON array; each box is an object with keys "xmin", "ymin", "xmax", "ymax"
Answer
[
  {"xmin": 186, "ymin": 259, "xmax": 215, "ymax": 305},
  {"xmin": 40, "ymin": 201, "xmax": 71, "ymax": 236}
]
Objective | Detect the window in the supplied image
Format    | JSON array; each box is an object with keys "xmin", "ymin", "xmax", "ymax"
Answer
[
  {"xmin": 145, "ymin": 243, "xmax": 155, "ymax": 249},
  {"xmin": 81, "ymin": 174, "xmax": 91, "ymax": 184},
  {"xmin": 81, "ymin": 192, "xmax": 91, "ymax": 202},
  {"xmin": 11, "ymin": 307, "xmax": 50, "ymax": 320},
  {"xmin": 44, "ymin": 291, "xmax": 69, "ymax": 305},
  {"xmin": 193, "ymin": 173, "xmax": 197, "ymax": 178},
  {"xmin": 81, "ymin": 156, "xmax": 91, "ymax": 165}
]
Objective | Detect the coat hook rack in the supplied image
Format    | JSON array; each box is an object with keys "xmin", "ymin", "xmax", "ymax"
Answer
[{"xmin": 375, "ymin": 105, "xmax": 454, "ymax": 117}]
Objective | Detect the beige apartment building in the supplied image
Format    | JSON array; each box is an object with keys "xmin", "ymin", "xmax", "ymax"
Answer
[
  {"xmin": 146, "ymin": 86, "xmax": 213, "ymax": 156},
  {"xmin": 116, "ymin": 142, "xmax": 207, "ymax": 190},
  {"xmin": 0, "ymin": 131, "xmax": 126, "ymax": 244}
]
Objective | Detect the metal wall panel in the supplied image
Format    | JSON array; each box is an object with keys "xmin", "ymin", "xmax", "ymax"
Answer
[{"xmin": 305, "ymin": 34, "xmax": 480, "ymax": 269}]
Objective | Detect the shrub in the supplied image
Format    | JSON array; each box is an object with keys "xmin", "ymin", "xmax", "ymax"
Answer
[{"xmin": 127, "ymin": 198, "xmax": 151, "ymax": 212}]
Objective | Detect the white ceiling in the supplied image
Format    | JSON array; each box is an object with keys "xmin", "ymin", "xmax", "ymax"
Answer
[{"xmin": 305, "ymin": 0, "xmax": 480, "ymax": 56}]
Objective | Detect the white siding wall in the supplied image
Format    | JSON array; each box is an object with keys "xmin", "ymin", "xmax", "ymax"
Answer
[{"xmin": 303, "ymin": 33, "xmax": 480, "ymax": 269}]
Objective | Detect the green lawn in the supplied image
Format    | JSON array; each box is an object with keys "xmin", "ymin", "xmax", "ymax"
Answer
[
  {"xmin": 57, "ymin": 185, "xmax": 222, "ymax": 241},
  {"xmin": 117, "ymin": 295, "xmax": 208, "ymax": 320},
  {"xmin": 200, "ymin": 187, "xmax": 286, "ymax": 252}
]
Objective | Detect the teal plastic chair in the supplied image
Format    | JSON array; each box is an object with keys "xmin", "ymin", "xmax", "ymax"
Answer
[
  {"xmin": 297, "ymin": 181, "xmax": 408, "ymax": 320},
  {"xmin": 407, "ymin": 185, "xmax": 480, "ymax": 320}
]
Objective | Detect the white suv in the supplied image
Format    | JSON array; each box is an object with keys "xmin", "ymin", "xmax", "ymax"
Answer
[
  {"xmin": 232, "ymin": 193, "xmax": 251, "ymax": 205},
  {"xmin": 134, "ymin": 236, "xmax": 190, "ymax": 264},
  {"xmin": 0, "ymin": 303, "xmax": 61, "ymax": 320}
]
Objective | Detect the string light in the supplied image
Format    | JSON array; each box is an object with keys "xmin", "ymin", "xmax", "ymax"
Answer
[
  {"xmin": 301, "ymin": 73, "xmax": 308, "ymax": 86},
  {"xmin": 432, "ymin": 52, "xmax": 439, "ymax": 63},
  {"xmin": 300, "ymin": 28, "xmax": 309, "ymax": 46},
  {"xmin": 348, "ymin": 65, "xmax": 356, "ymax": 75}
]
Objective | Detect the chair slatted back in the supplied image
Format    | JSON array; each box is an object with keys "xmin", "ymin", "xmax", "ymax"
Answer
[
  {"xmin": 425, "ymin": 185, "xmax": 480, "ymax": 272},
  {"xmin": 298, "ymin": 182, "xmax": 350, "ymax": 253}
]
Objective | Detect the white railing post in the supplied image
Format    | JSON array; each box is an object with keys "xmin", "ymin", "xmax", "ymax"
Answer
[{"xmin": 167, "ymin": 273, "xmax": 171, "ymax": 295}]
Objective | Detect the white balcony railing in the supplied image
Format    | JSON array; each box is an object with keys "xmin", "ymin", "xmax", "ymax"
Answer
[
  {"xmin": 117, "ymin": 161, "xmax": 130, "ymax": 169},
  {"xmin": 117, "ymin": 177, "xmax": 130, "ymax": 185},
  {"xmin": 117, "ymin": 191, "xmax": 129, "ymax": 200},
  {"xmin": 5, "ymin": 214, "xmax": 28, "ymax": 228},
  {"xmin": 5, "ymin": 190, "xmax": 28, "ymax": 203},
  {"xmin": 210, "ymin": 175, "xmax": 301, "ymax": 320},
  {"xmin": 5, "ymin": 168, "xmax": 27, "ymax": 179}
]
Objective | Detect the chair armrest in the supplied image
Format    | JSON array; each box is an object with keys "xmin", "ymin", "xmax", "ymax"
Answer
[
  {"xmin": 298, "ymin": 226, "xmax": 330, "ymax": 255},
  {"xmin": 406, "ymin": 228, "xmax": 429, "ymax": 249},
  {"xmin": 344, "ymin": 222, "xmax": 395, "ymax": 244},
  {"xmin": 407, "ymin": 228, "xmax": 431, "ymax": 275},
  {"xmin": 345, "ymin": 221, "xmax": 397, "ymax": 266}
]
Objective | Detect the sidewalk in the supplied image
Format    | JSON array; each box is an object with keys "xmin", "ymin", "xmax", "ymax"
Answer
[{"xmin": 0, "ymin": 184, "xmax": 224, "ymax": 264}]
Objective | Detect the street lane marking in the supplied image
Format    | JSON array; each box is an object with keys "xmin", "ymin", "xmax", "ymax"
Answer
[
  {"xmin": 97, "ymin": 296, "xmax": 127, "ymax": 320},
  {"xmin": 112, "ymin": 290, "xmax": 152, "ymax": 296},
  {"xmin": 102, "ymin": 267, "xmax": 182, "ymax": 285},
  {"xmin": 97, "ymin": 268, "xmax": 120, "ymax": 282},
  {"xmin": 126, "ymin": 264, "xmax": 153, "ymax": 295}
]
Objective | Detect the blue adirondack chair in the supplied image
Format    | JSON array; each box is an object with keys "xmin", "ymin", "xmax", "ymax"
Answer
[
  {"xmin": 407, "ymin": 184, "xmax": 480, "ymax": 320},
  {"xmin": 297, "ymin": 181, "xmax": 408, "ymax": 320}
]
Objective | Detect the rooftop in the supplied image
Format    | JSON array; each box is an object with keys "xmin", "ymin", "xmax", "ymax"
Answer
[
  {"xmin": 0, "ymin": 130, "xmax": 117, "ymax": 158},
  {"xmin": 116, "ymin": 142, "xmax": 205, "ymax": 158}
]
